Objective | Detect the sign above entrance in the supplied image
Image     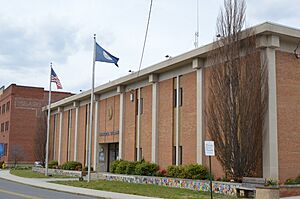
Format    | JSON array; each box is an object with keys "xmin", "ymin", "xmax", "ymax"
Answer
[
  {"xmin": 99, "ymin": 130, "xmax": 119, "ymax": 137},
  {"xmin": 205, "ymin": 141, "xmax": 215, "ymax": 156}
]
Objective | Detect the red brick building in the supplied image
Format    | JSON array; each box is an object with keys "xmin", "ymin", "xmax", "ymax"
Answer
[
  {"xmin": 47, "ymin": 22, "xmax": 300, "ymax": 183},
  {"xmin": 0, "ymin": 84, "xmax": 72, "ymax": 165}
]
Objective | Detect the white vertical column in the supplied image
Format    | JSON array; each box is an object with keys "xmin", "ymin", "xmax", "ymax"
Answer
[
  {"xmin": 258, "ymin": 35, "xmax": 280, "ymax": 179},
  {"xmin": 58, "ymin": 107, "xmax": 63, "ymax": 165},
  {"xmin": 73, "ymin": 102, "xmax": 79, "ymax": 161},
  {"xmin": 149, "ymin": 74, "xmax": 158, "ymax": 163},
  {"xmin": 175, "ymin": 76, "xmax": 180, "ymax": 166},
  {"xmin": 117, "ymin": 86, "xmax": 125, "ymax": 160},
  {"xmin": 136, "ymin": 88, "xmax": 141, "ymax": 161},
  {"xmin": 93, "ymin": 95, "xmax": 100, "ymax": 170},
  {"xmin": 193, "ymin": 58, "xmax": 205, "ymax": 164}
]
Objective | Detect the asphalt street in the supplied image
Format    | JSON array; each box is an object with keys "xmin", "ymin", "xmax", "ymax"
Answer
[{"xmin": 0, "ymin": 178, "xmax": 101, "ymax": 199}]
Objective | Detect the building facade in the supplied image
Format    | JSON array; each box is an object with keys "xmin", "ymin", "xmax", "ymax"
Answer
[
  {"xmin": 0, "ymin": 84, "xmax": 72, "ymax": 165},
  {"xmin": 47, "ymin": 22, "xmax": 300, "ymax": 182}
]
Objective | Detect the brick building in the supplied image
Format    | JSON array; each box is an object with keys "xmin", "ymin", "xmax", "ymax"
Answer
[
  {"xmin": 0, "ymin": 84, "xmax": 72, "ymax": 165},
  {"xmin": 47, "ymin": 22, "xmax": 300, "ymax": 182}
]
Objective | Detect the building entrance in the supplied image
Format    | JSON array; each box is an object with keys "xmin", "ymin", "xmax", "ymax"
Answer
[{"xmin": 98, "ymin": 143, "xmax": 119, "ymax": 172}]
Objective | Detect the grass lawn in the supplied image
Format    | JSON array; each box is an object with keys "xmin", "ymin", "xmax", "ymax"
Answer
[
  {"xmin": 10, "ymin": 169, "xmax": 72, "ymax": 178},
  {"xmin": 53, "ymin": 180, "xmax": 236, "ymax": 199}
]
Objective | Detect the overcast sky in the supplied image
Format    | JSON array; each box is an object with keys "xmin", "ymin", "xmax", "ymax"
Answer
[{"xmin": 0, "ymin": 0, "xmax": 299, "ymax": 93}]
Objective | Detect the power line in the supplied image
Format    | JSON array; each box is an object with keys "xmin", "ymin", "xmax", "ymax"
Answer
[{"xmin": 137, "ymin": 0, "xmax": 154, "ymax": 77}]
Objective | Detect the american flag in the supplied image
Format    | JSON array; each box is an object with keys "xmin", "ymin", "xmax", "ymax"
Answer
[{"xmin": 51, "ymin": 68, "xmax": 63, "ymax": 89}]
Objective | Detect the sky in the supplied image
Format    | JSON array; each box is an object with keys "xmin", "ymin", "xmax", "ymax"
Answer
[{"xmin": 0, "ymin": 0, "xmax": 299, "ymax": 93}]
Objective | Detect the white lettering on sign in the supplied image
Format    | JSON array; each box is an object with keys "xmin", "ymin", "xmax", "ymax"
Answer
[{"xmin": 205, "ymin": 141, "xmax": 215, "ymax": 156}]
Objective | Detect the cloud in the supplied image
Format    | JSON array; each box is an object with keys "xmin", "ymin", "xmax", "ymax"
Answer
[{"xmin": 0, "ymin": 16, "xmax": 80, "ymax": 70}]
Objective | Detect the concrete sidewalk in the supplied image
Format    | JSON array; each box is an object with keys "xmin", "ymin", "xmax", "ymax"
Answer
[{"xmin": 0, "ymin": 170, "xmax": 160, "ymax": 199}]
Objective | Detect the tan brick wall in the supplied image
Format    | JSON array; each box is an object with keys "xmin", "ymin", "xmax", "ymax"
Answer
[
  {"xmin": 140, "ymin": 85, "xmax": 152, "ymax": 162},
  {"xmin": 123, "ymin": 91, "xmax": 136, "ymax": 161},
  {"xmin": 69, "ymin": 109, "xmax": 76, "ymax": 161},
  {"xmin": 77, "ymin": 105, "xmax": 87, "ymax": 165},
  {"xmin": 276, "ymin": 51, "xmax": 300, "ymax": 182},
  {"xmin": 54, "ymin": 114, "xmax": 60, "ymax": 161},
  {"xmin": 60, "ymin": 111, "xmax": 68, "ymax": 164},
  {"xmin": 49, "ymin": 114, "xmax": 55, "ymax": 161},
  {"xmin": 158, "ymin": 79, "xmax": 174, "ymax": 169},
  {"xmin": 180, "ymin": 72, "xmax": 197, "ymax": 164},
  {"xmin": 98, "ymin": 96, "xmax": 120, "ymax": 144}
]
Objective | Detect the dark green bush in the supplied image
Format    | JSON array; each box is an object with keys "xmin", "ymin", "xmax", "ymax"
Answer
[
  {"xmin": 0, "ymin": 161, "xmax": 4, "ymax": 168},
  {"xmin": 285, "ymin": 177, "xmax": 300, "ymax": 185},
  {"xmin": 110, "ymin": 160, "xmax": 123, "ymax": 173},
  {"xmin": 48, "ymin": 160, "xmax": 58, "ymax": 169},
  {"xmin": 125, "ymin": 161, "xmax": 138, "ymax": 175},
  {"xmin": 135, "ymin": 162, "xmax": 159, "ymax": 176},
  {"xmin": 166, "ymin": 165, "xmax": 185, "ymax": 178},
  {"xmin": 184, "ymin": 164, "xmax": 208, "ymax": 180},
  {"xmin": 167, "ymin": 164, "xmax": 209, "ymax": 179},
  {"xmin": 115, "ymin": 160, "xmax": 129, "ymax": 174},
  {"xmin": 61, "ymin": 161, "xmax": 82, "ymax": 171}
]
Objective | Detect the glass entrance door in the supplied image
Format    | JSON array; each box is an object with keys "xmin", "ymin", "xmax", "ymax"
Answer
[{"xmin": 107, "ymin": 143, "xmax": 119, "ymax": 172}]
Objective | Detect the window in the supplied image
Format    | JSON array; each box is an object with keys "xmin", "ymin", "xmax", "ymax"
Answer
[
  {"xmin": 5, "ymin": 121, "xmax": 9, "ymax": 131},
  {"xmin": 4, "ymin": 143, "xmax": 7, "ymax": 156},
  {"xmin": 1, "ymin": 104, "xmax": 5, "ymax": 114},
  {"xmin": 174, "ymin": 88, "xmax": 183, "ymax": 107},
  {"xmin": 0, "ymin": 123, "xmax": 4, "ymax": 132},
  {"xmin": 6, "ymin": 101, "xmax": 10, "ymax": 112},
  {"xmin": 0, "ymin": 106, "xmax": 1, "ymax": 114},
  {"xmin": 172, "ymin": 146, "xmax": 183, "ymax": 165},
  {"xmin": 136, "ymin": 98, "xmax": 144, "ymax": 115}
]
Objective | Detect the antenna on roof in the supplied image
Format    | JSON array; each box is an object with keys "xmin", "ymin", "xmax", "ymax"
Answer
[{"xmin": 194, "ymin": 0, "xmax": 199, "ymax": 48}]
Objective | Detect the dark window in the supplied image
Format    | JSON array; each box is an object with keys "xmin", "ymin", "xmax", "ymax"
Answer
[
  {"xmin": 172, "ymin": 146, "xmax": 176, "ymax": 165},
  {"xmin": 174, "ymin": 88, "xmax": 183, "ymax": 107},
  {"xmin": 1, "ymin": 104, "xmax": 5, "ymax": 114},
  {"xmin": 179, "ymin": 146, "xmax": 182, "ymax": 165},
  {"xmin": 136, "ymin": 98, "xmax": 144, "ymax": 115},
  {"xmin": 172, "ymin": 146, "xmax": 183, "ymax": 165},
  {"xmin": 6, "ymin": 102, "xmax": 10, "ymax": 112},
  {"xmin": 4, "ymin": 144, "xmax": 7, "ymax": 156},
  {"xmin": 0, "ymin": 106, "xmax": 1, "ymax": 114},
  {"xmin": 4, "ymin": 121, "xmax": 9, "ymax": 131},
  {"xmin": 0, "ymin": 123, "xmax": 4, "ymax": 132}
]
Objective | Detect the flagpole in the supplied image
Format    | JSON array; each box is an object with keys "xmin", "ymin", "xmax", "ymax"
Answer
[
  {"xmin": 87, "ymin": 34, "xmax": 96, "ymax": 182},
  {"xmin": 45, "ymin": 62, "xmax": 52, "ymax": 176}
]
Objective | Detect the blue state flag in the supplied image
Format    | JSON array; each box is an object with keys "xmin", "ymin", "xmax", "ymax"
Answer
[{"xmin": 95, "ymin": 42, "xmax": 119, "ymax": 67}]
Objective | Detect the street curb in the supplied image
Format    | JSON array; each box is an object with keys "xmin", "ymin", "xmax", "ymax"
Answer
[{"xmin": 0, "ymin": 170, "xmax": 161, "ymax": 199}]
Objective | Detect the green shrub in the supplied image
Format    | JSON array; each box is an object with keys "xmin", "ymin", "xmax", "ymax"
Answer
[
  {"xmin": 285, "ymin": 177, "xmax": 300, "ymax": 185},
  {"xmin": 167, "ymin": 164, "xmax": 209, "ymax": 179},
  {"xmin": 0, "ymin": 161, "xmax": 4, "ymax": 168},
  {"xmin": 135, "ymin": 162, "xmax": 159, "ymax": 176},
  {"xmin": 110, "ymin": 160, "xmax": 123, "ymax": 173},
  {"xmin": 115, "ymin": 160, "xmax": 129, "ymax": 174},
  {"xmin": 125, "ymin": 161, "xmax": 138, "ymax": 175},
  {"xmin": 48, "ymin": 160, "xmax": 58, "ymax": 169},
  {"xmin": 184, "ymin": 164, "xmax": 208, "ymax": 180},
  {"xmin": 166, "ymin": 165, "xmax": 184, "ymax": 178},
  {"xmin": 61, "ymin": 161, "xmax": 82, "ymax": 171}
]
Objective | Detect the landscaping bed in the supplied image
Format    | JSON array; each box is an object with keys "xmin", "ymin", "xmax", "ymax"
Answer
[{"xmin": 53, "ymin": 180, "xmax": 235, "ymax": 199}]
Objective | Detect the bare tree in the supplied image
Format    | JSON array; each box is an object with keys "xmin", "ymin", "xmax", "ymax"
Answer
[
  {"xmin": 10, "ymin": 145, "xmax": 25, "ymax": 167},
  {"xmin": 34, "ymin": 110, "xmax": 47, "ymax": 165},
  {"xmin": 206, "ymin": 0, "xmax": 268, "ymax": 180}
]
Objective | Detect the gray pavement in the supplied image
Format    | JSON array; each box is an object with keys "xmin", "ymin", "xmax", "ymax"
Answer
[
  {"xmin": 0, "ymin": 170, "xmax": 160, "ymax": 199},
  {"xmin": 0, "ymin": 178, "xmax": 96, "ymax": 199}
]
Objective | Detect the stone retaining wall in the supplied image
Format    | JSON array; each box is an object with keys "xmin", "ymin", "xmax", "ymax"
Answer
[
  {"xmin": 98, "ymin": 173, "xmax": 241, "ymax": 196},
  {"xmin": 32, "ymin": 167, "xmax": 83, "ymax": 177}
]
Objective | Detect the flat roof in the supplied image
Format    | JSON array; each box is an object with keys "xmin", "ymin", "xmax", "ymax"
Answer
[{"xmin": 48, "ymin": 22, "xmax": 300, "ymax": 110}]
